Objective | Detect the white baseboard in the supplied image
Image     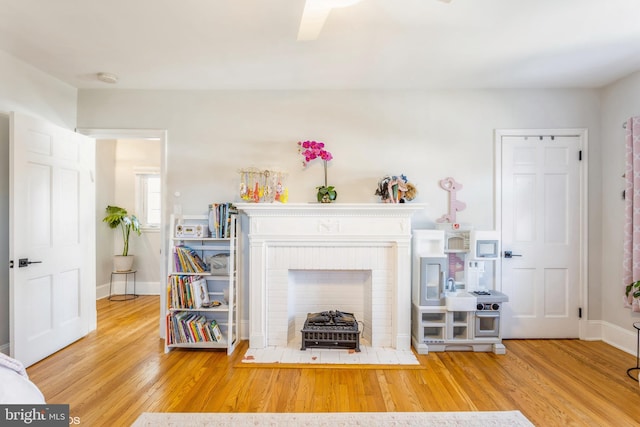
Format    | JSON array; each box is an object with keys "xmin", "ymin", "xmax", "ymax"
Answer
[
  {"xmin": 97, "ymin": 281, "xmax": 161, "ymax": 300},
  {"xmin": 581, "ymin": 319, "xmax": 603, "ymax": 341},
  {"xmin": 580, "ymin": 319, "xmax": 636, "ymax": 356},
  {"xmin": 598, "ymin": 320, "xmax": 638, "ymax": 356}
]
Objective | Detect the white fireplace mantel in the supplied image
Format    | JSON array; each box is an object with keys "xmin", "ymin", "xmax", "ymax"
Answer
[{"xmin": 235, "ymin": 203, "xmax": 426, "ymax": 350}]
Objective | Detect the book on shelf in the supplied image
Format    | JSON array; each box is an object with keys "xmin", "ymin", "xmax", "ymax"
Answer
[
  {"xmin": 173, "ymin": 245, "xmax": 208, "ymax": 273},
  {"xmin": 166, "ymin": 313, "xmax": 174, "ymax": 345},
  {"xmin": 168, "ymin": 275, "xmax": 211, "ymax": 309},
  {"xmin": 191, "ymin": 278, "xmax": 210, "ymax": 308},
  {"xmin": 208, "ymin": 203, "xmax": 237, "ymax": 238},
  {"xmin": 210, "ymin": 319, "xmax": 223, "ymax": 342},
  {"xmin": 166, "ymin": 312, "xmax": 224, "ymax": 344}
]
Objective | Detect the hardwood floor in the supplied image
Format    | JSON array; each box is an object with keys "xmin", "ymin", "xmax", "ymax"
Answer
[{"xmin": 26, "ymin": 296, "xmax": 640, "ymax": 426}]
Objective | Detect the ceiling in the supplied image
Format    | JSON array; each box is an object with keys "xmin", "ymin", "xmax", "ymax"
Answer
[{"xmin": 1, "ymin": 0, "xmax": 640, "ymax": 90}]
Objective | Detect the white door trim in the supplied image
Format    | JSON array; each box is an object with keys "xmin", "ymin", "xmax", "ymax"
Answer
[
  {"xmin": 76, "ymin": 128, "xmax": 168, "ymax": 338},
  {"xmin": 494, "ymin": 128, "xmax": 588, "ymax": 339}
]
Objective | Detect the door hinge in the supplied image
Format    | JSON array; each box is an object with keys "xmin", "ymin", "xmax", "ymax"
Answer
[
  {"xmin": 9, "ymin": 260, "xmax": 13, "ymax": 269},
  {"xmin": 578, "ymin": 150, "xmax": 583, "ymax": 161},
  {"xmin": 578, "ymin": 307, "xmax": 582, "ymax": 318}
]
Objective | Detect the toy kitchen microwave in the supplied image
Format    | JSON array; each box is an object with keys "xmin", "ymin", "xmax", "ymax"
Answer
[{"xmin": 411, "ymin": 225, "xmax": 509, "ymax": 354}]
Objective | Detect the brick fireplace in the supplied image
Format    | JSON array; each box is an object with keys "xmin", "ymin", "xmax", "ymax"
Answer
[{"xmin": 235, "ymin": 203, "xmax": 424, "ymax": 351}]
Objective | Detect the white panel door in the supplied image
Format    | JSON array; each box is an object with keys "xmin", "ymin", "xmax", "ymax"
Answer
[
  {"xmin": 10, "ymin": 112, "xmax": 96, "ymax": 367},
  {"xmin": 500, "ymin": 133, "xmax": 582, "ymax": 338}
]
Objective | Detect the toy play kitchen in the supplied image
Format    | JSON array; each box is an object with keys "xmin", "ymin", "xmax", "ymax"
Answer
[{"xmin": 411, "ymin": 225, "xmax": 509, "ymax": 354}]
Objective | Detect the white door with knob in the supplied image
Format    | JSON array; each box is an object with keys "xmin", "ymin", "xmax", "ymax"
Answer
[
  {"xmin": 10, "ymin": 112, "xmax": 96, "ymax": 367},
  {"xmin": 497, "ymin": 130, "xmax": 585, "ymax": 338}
]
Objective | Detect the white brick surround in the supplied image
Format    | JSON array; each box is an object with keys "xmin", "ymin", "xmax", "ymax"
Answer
[{"xmin": 235, "ymin": 203, "xmax": 424, "ymax": 351}]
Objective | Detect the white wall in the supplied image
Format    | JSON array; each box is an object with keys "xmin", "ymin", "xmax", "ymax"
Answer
[
  {"xmin": 0, "ymin": 50, "xmax": 78, "ymax": 352},
  {"xmin": 77, "ymin": 88, "xmax": 603, "ymax": 333},
  {"xmin": 0, "ymin": 50, "xmax": 77, "ymax": 129},
  {"xmin": 95, "ymin": 140, "xmax": 116, "ymax": 298},
  {"xmin": 111, "ymin": 139, "xmax": 161, "ymax": 295},
  {"xmin": 78, "ymin": 89, "xmax": 601, "ymax": 223},
  {"xmin": 600, "ymin": 71, "xmax": 640, "ymax": 332}
]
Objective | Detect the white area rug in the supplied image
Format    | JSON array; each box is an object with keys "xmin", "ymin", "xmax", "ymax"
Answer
[
  {"xmin": 241, "ymin": 341, "xmax": 419, "ymax": 365},
  {"xmin": 132, "ymin": 411, "xmax": 535, "ymax": 427}
]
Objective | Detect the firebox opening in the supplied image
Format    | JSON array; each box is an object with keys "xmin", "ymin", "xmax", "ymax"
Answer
[{"xmin": 288, "ymin": 270, "xmax": 373, "ymax": 347}]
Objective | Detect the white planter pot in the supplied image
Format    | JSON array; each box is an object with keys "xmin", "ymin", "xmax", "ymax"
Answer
[{"xmin": 113, "ymin": 255, "xmax": 134, "ymax": 272}]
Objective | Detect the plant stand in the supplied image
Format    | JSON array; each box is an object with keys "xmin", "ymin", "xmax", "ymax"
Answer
[
  {"xmin": 627, "ymin": 322, "xmax": 640, "ymax": 381},
  {"xmin": 109, "ymin": 270, "xmax": 138, "ymax": 301}
]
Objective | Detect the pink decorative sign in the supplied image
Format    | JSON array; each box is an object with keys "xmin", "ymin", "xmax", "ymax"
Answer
[{"xmin": 436, "ymin": 177, "xmax": 466, "ymax": 223}]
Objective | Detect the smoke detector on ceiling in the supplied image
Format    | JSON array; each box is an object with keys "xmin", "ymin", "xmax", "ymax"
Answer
[{"xmin": 97, "ymin": 72, "xmax": 119, "ymax": 84}]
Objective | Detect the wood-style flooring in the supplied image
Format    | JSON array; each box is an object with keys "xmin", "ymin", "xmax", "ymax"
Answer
[{"xmin": 25, "ymin": 296, "xmax": 640, "ymax": 426}]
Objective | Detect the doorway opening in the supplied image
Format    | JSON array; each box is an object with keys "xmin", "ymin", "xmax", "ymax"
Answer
[
  {"xmin": 96, "ymin": 137, "xmax": 162, "ymax": 298},
  {"xmin": 79, "ymin": 128, "xmax": 168, "ymax": 336}
]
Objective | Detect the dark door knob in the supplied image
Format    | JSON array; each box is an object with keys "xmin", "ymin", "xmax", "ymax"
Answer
[
  {"xmin": 18, "ymin": 258, "xmax": 42, "ymax": 268},
  {"xmin": 503, "ymin": 251, "xmax": 522, "ymax": 259}
]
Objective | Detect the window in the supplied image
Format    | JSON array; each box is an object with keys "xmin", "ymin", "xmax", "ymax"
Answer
[{"xmin": 137, "ymin": 172, "xmax": 161, "ymax": 228}]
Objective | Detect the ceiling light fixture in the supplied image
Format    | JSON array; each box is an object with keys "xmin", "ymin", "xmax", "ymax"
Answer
[
  {"xmin": 297, "ymin": 0, "xmax": 364, "ymax": 41},
  {"xmin": 297, "ymin": 0, "xmax": 452, "ymax": 41},
  {"xmin": 97, "ymin": 72, "xmax": 119, "ymax": 84}
]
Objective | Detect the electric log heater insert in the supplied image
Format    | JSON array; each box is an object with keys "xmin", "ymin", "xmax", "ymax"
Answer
[{"xmin": 301, "ymin": 310, "xmax": 361, "ymax": 352}]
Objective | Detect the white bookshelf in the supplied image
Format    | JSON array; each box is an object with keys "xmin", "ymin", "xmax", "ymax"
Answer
[{"xmin": 165, "ymin": 211, "xmax": 239, "ymax": 355}]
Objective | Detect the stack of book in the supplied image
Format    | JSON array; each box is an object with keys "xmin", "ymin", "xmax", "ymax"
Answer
[
  {"xmin": 167, "ymin": 276, "xmax": 211, "ymax": 309},
  {"xmin": 173, "ymin": 245, "xmax": 208, "ymax": 273},
  {"xmin": 209, "ymin": 203, "xmax": 237, "ymax": 238},
  {"xmin": 166, "ymin": 312, "xmax": 223, "ymax": 344}
]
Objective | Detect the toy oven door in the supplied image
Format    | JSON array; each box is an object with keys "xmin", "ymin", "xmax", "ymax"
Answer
[{"xmin": 474, "ymin": 311, "xmax": 500, "ymax": 337}]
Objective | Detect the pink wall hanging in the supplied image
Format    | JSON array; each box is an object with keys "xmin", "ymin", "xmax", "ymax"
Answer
[{"xmin": 436, "ymin": 177, "xmax": 466, "ymax": 223}]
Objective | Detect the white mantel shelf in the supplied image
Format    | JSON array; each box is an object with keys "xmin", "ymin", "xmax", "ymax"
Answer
[
  {"xmin": 235, "ymin": 202, "xmax": 426, "ymax": 217},
  {"xmin": 236, "ymin": 203, "xmax": 426, "ymax": 241},
  {"xmin": 236, "ymin": 202, "xmax": 426, "ymax": 352}
]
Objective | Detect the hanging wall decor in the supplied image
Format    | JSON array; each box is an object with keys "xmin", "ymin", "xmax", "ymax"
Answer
[
  {"xmin": 436, "ymin": 177, "xmax": 466, "ymax": 223},
  {"xmin": 238, "ymin": 168, "xmax": 288, "ymax": 203}
]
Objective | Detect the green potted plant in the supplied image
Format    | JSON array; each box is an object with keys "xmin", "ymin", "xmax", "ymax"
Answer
[
  {"xmin": 103, "ymin": 205, "xmax": 141, "ymax": 271},
  {"xmin": 316, "ymin": 185, "xmax": 337, "ymax": 203},
  {"xmin": 626, "ymin": 280, "xmax": 640, "ymax": 303}
]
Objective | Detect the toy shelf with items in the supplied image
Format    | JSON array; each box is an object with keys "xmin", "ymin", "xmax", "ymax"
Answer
[{"xmin": 165, "ymin": 208, "xmax": 239, "ymax": 355}]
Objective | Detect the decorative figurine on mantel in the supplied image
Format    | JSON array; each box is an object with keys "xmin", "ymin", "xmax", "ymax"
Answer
[
  {"xmin": 436, "ymin": 176, "xmax": 466, "ymax": 223},
  {"xmin": 375, "ymin": 174, "xmax": 417, "ymax": 203}
]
